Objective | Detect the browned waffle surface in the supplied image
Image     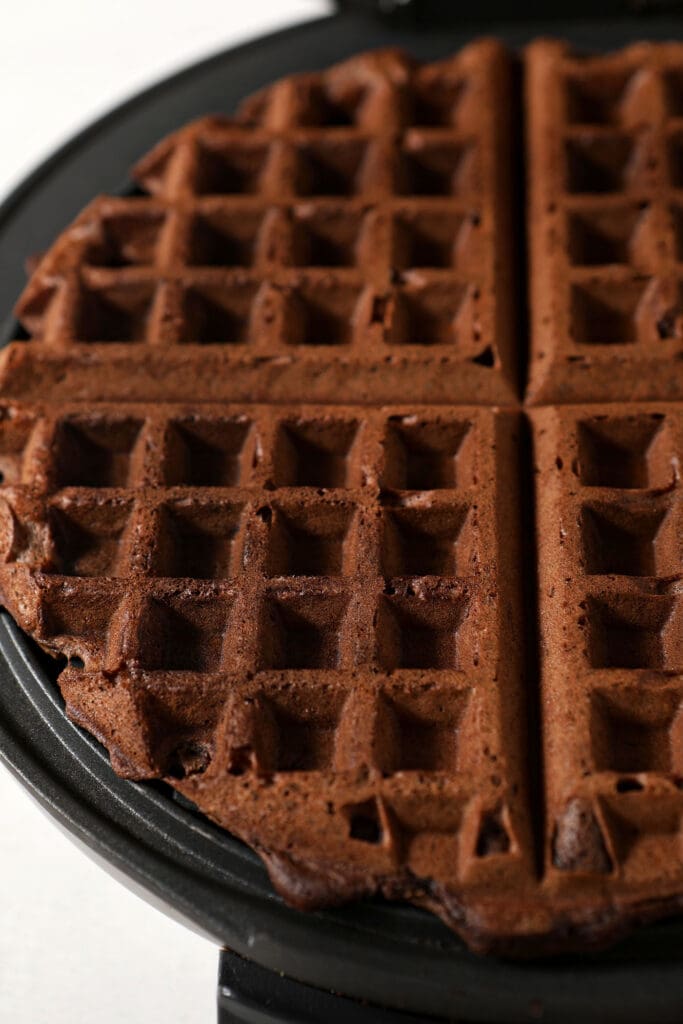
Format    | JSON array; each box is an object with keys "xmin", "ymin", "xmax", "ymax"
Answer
[
  {"xmin": 526, "ymin": 39, "xmax": 683, "ymax": 404},
  {"xmin": 6, "ymin": 40, "xmax": 683, "ymax": 957},
  {"xmin": 0, "ymin": 400, "xmax": 539, "ymax": 949},
  {"xmin": 534, "ymin": 404, "xmax": 683, "ymax": 928},
  {"xmin": 3, "ymin": 41, "xmax": 517, "ymax": 405}
]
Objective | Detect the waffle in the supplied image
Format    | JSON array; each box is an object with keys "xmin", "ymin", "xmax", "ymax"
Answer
[
  {"xmin": 0, "ymin": 398, "xmax": 536, "ymax": 949},
  {"xmin": 526, "ymin": 40, "xmax": 683, "ymax": 404},
  {"xmin": 1, "ymin": 41, "xmax": 517, "ymax": 406},
  {"xmin": 533, "ymin": 404, "xmax": 683, "ymax": 932},
  {"xmin": 2, "ymin": 40, "xmax": 683, "ymax": 957}
]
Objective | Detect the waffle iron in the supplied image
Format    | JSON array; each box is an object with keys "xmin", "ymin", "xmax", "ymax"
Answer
[{"xmin": 3, "ymin": 2, "xmax": 683, "ymax": 1020}]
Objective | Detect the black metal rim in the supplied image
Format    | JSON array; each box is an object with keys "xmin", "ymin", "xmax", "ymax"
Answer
[{"xmin": 3, "ymin": 9, "xmax": 683, "ymax": 1021}]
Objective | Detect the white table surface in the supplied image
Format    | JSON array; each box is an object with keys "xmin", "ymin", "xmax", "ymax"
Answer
[{"xmin": 0, "ymin": 3, "xmax": 331, "ymax": 1022}]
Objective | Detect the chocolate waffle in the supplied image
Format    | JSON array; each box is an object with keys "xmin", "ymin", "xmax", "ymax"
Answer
[
  {"xmin": 533, "ymin": 404, "xmax": 683, "ymax": 921},
  {"xmin": 2, "ymin": 40, "xmax": 683, "ymax": 956},
  {"xmin": 0, "ymin": 399, "xmax": 534, "ymax": 951},
  {"xmin": 526, "ymin": 39, "xmax": 683, "ymax": 404},
  {"xmin": 1, "ymin": 41, "xmax": 516, "ymax": 405}
]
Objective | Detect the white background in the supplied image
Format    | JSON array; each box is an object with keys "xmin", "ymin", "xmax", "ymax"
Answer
[{"xmin": 0, "ymin": 3, "xmax": 331, "ymax": 1022}]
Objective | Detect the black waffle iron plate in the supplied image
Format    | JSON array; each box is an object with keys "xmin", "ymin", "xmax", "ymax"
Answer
[{"xmin": 3, "ymin": 5, "xmax": 683, "ymax": 1022}]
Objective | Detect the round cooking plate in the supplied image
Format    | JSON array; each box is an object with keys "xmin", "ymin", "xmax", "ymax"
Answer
[{"xmin": 3, "ymin": 8, "xmax": 683, "ymax": 1022}]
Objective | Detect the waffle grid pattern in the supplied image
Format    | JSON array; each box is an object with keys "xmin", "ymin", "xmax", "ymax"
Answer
[
  {"xmin": 527, "ymin": 40, "xmax": 683, "ymax": 403},
  {"xmin": 3, "ymin": 41, "xmax": 683, "ymax": 954},
  {"xmin": 6, "ymin": 42, "xmax": 516, "ymax": 406},
  {"xmin": 0, "ymin": 401, "xmax": 529, "ymax": 896},
  {"xmin": 534, "ymin": 404, "xmax": 683, "ymax": 886}
]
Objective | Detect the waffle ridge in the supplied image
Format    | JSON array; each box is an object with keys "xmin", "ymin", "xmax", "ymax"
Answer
[{"xmin": 3, "ymin": 40, "xmax": 683, "ymax": 957}]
